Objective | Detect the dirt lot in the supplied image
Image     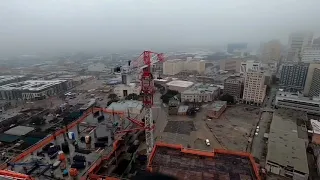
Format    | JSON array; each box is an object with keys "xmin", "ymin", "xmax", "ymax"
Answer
[{"xmin": 206, "ymin": 105, "xmax": 260, "ymax": 151}]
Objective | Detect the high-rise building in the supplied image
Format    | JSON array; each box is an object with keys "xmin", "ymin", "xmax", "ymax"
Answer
[
  {"xmin": 309, "ymin": 68, "xmax": 320, "ymax": 97},
  {"xmin": 301, "ymin": 46, "xmax": 320, "ymax": 62},
  {"xmin": 163, "ymin": 59, "xmax": 206, "ymax": 75},
  {"xmin": 240, "ymin": 60, "xmax": 261, "ymax": 74},
  {"xmin": 287, "ymin": 32, "xmax": 313, "ymax": 61},
  {"xmin": 219, "ymin": 58, "xmax": 241, "ymax": 73},
  {"xmin": 261, "ymin": 40, "xmax": 282, "ymax": 62},
  {"xmin": 279, "ymin": 63, "xmax": 309, "ymax": 91},
  {"xmin": 223, "ymin": 76, "xmax": 244, "ymax": 101},
  {"xmin": 313, "ymin": 37, "xmax": 320, "ymax": 45},
  {"xmin": 304, "ymin": 63, "xmax": 320, "ymax": 96},
  {"xmin": 163, "ymin": 59, "xmax": 184, "ymax": 75},
  {"xmin": 183, "ymin": 60, "xmax": 206, "ymax": 74},
  {"xmin": 227, "ymin": 43, "xmax": 247, "ymax": 53},
  {"xmin": 242, "ymin": 71, "xmax": 266, "ymax": 105}
]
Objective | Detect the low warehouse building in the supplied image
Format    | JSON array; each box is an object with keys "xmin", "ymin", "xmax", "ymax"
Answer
[
  {"xmin": 207, "ymin": 101, "xmax": 227, "ymax": 118},
  {"xmin": 0, "ymin": 80, "xmax": 69, "ymax": 100},
  {"xmin": 266, "ymin": 110, "xmax": 309, "ymax": 180}
]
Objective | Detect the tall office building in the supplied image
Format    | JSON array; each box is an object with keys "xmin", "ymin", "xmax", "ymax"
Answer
[
  {"xmin": 304, "ymin": 63, "xmax": 320, "ymax": 96},
  {"xmin": 287, "ymin": 32, "xmax": 313, "ymax": 62},
  {"xmin": 240, "ymin": 60, "xmax": 261, "ymax": 74},
  {"xmin": 279, "ymin": 63, "xmax": 309, "ymax": 91},
  {"xmin": 313, "ymin": 37, "xmax": 320, "ymax": 45},
  {"xmin": 242, "ymin": 71, "xmax": 266, "ymax": 105},
  {"xmin": 227, "ymin": 43, "xmax": 247, "ymax": 54},
  {"xmin": 301, "ymin": 46, "xmax": 320, "ymax": 62},
  {"xmin": 309, "ymin": 68, "xmax": 320, "ymax": 97},
  {"xmin": 261, "ymin": 40, "xmax": 282, "ymax": 62},
  {"xmin": 224, "ymin": 76, "xmax": 244, "ymax": 101},
  {"xmin": 219, "ymin": 59, "xmax": 242, "ymax": 73},
  {"xmin": 163, "ymin": 59, "xmax": 206, "ymax": 75},
  {"xmin": 163, "ymin": 59, "xmax": 184, "ymax": 75}
]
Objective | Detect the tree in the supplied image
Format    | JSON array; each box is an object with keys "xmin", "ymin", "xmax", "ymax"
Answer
[
  {"xmin": 125, "ymin": 93, "xmax": 140, "ymax": 100},
  {"xmin": 161, "ymin": 90, "xmax": 179, "ymax": 104},
  {"xmin": 220, "ymin": 94, "xmax": 234, "ymax": 104},
  {"xmin": 108, "ymin": 93, "xmax": 119, "ymax": 100}
]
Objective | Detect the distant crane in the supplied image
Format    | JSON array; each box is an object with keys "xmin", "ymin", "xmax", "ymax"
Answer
[{"xmin": 114, "ymin": 51, "xmax": 165, "ymax": 154}]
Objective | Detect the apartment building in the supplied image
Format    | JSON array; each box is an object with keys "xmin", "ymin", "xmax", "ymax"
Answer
[
  {"xmin": 275, "ymin": 91, "xmax": 320, "ymax": 115},
  {"xmin": 287, "ymin": 31, "xmax": 313, "ymax": 62},
  {"xmin": 279, "ymin": 63, "xmax": 309, "ymax": 91},
  {"xmin": 308, "ymin": 68, "xmax": 320, "ymax": 97},
  {"xmin": 219, "ymin": 59, "xmax": 241, "ymax": 73},
  {"xmin": 181, "ymin": 83, "xmax": 220, "ymax": 103},
  {"xmin": 0, "ymin": 75, "xmax": 27, "ymax": 86},
  {"xmin": 261, "ymin": 40, "xmax": 282, "ymax": 62},
  {"xmin": 0, "ymin": 80, "xmax": 69, "ymax": 100},
  {"xmin": 240, "ymin": 60, "xmax": 261, "ymax": 74},
  {"xmin": 301, "ymin": 46, "xmax": 320, "ymax": 62},
  {"xmin": 163, "ymin": 59, "xmax": 184, "ymax": 75},
  {"xmin": 304, "ymin": 63, "xmax": 320, "ymax": 96},
  {"xmin": 242, "ymin": 71, "xmax": 266, "ymax": 105},
  {"xmin": 163, "ymin": 59, "xmax": 205, "ymax": 75},
  {"xmin": 183, "ymin": 60, "xmax": 206, "ymax": 74},
  {"xmin": 223, "ymin": 76, "xmax": 244, "ymax": 101}
]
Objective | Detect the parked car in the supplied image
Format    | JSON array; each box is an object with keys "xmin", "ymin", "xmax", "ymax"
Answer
[{"xmin": 205, "ymin": 139, "xmax": 210, "ymax": 146}]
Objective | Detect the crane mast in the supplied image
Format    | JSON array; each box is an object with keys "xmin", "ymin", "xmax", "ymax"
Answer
[{"xmin": 114, "ymin": 50, "xmax": 164, "ymax": 154}]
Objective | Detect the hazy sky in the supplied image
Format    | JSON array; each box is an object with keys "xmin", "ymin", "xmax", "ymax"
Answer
[{"xmin": 1, "ymin": 0, "xmax": 320, "ymax": 55}]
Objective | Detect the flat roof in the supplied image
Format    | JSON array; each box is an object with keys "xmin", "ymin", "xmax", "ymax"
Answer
[
  {"xmin": 182, "ymin": 83, "xmax": 219, "ymax": 94},
  {"xmin": 0, "ymin": 80, "xmax": 67, "ymax": 91},
  {"xmin": 267, "ymin": 111, "xmax": 309, "ymax": 174},
  {"xmin": 0, "ymin": 75, "xmax": 25, "ymax": 84},
  {"xmin": 276, "ymin": 91, "xmax": 320, "ymax": 104},
  {"xmin": 148, "ymin": 143, "xmax": 259, "ymax": 180},
  {"xmin": 311, "ymin": 119, "xmax": 320, "ymax": 134},
  {"xmin": 210, "ymin": 101, "xmax": 227, "ymax": 111},
  {"xmin": 166, "ymin": 80, "xmax": 194, "ymax": 88},
  {"xmin": 4, "ymin": 126, "xmax": 35, "ymax": 136},
  {"xmin": 106, "ymin": 100, "xmax": 143, "ymax": 112}
]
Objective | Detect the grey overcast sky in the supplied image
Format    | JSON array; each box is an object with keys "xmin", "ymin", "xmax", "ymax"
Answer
[{"xmin": 1, "ymin": 0, "xmax": 320, "ymax": 55}]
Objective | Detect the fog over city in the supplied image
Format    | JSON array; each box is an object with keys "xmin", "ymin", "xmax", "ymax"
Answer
[{"xmin": 1, "ymin": 0, "xmax": 320, "ymax": 55}]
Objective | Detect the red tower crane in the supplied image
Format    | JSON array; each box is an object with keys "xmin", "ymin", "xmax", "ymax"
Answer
[{"xmin": 115, "ymin": 50, "xmax": 164, "ymax": 154}]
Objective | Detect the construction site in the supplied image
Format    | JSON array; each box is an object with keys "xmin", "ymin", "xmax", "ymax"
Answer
[
  {"xmin": 0, "ymin": 51, "xmax": 261, "ymax": 180},
  {"xmin": 206, "ymin": 106, "xmax": 260, "ymax": 151}
]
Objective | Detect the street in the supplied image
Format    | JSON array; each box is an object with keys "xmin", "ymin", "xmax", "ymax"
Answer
[{"xmin": 251, "ymin": 86, "xmax": 277, "ymax": 162}]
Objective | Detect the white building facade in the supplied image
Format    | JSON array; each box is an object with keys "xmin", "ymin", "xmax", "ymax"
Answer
[
  {"xmin": 242, "ymin": 71, "xmax": 266, "ymax": 105},
  {"xmin": 240, "ymin": 60, "xmax": 261, "ymax": 74},
  {"xmin": 113, "ymin": 83, "xmax": 141, "ymax": 99},
  {"xmin": 301, "ymin": 46, "xmax": 320, "ymax": 62},
  {"xmin": 163, "ymin": 59, "xmax": 206, "ymax": 75},
  {"xmin": 181, "ymin": 84, "xmax": 220, "ymax": 103},
  {"xmin": 287, "ymin": 32, "xmax": 313, "ymax": 62}
]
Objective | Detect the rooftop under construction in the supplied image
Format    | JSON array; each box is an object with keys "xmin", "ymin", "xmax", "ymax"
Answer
[{"xmin": 148, "ymin": 143, "xmax": 260, "ymax": 180}]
